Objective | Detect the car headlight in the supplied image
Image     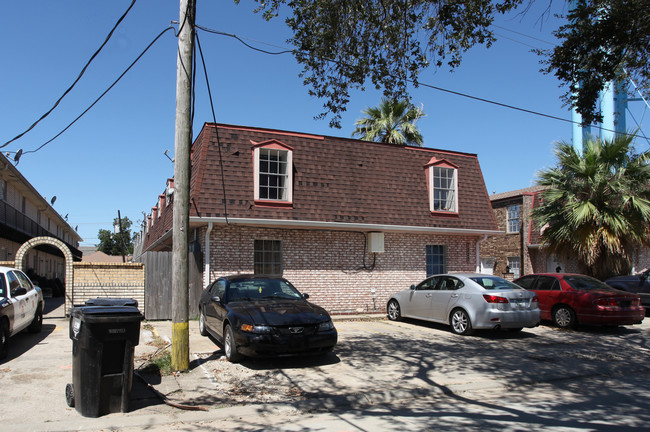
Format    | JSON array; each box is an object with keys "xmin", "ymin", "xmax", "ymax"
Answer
[
  {"xmin": 240, "ymin": 323, "xmax": 272, "ymax": 334},
  {"xmin": 317, "ymin": 320, "xmax": 335, "ymax": 332}
]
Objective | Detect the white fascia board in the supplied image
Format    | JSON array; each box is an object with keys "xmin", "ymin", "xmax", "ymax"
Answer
[{"xmin": 190, "ymin": 216, "xmax": 502, "ymax": 236}]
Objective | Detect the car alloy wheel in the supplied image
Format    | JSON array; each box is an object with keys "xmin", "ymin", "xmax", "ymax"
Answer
[
  {"xmin": 223, "ymin": 324, "xmax": 241, "ymax": 363},
  {"xmin": 553, "ymin": 306, "xmax": 576, "ymax": 329},
  {"xmin": 387, "ymin": 300, "xmax": 401, "ymax": 321},
  {"xmin": 450, "ymin": 309, "xmax": 473, "ymax": 336},
  {"xmin": 199, "ymin": 307, "xmax": 208, "ymax": 336}
]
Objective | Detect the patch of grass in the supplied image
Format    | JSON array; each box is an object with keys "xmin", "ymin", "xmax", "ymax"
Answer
[{"xmin": 140, "ymin": 349, "xmax": 173, "ymax": 376}]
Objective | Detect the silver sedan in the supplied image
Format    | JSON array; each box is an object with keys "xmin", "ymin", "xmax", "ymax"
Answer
[{"xmin": 387, "ymin": 273, "xmax": 541, "ymax": 335}]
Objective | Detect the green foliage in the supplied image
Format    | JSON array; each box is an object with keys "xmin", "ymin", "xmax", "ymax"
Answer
[
  {"xmin": 239, "ymin": 0, "xmax": 648, "ymax": 129},
  {"xmin": 533, "ymin": 135, "xmax": 650, "ymax": 279},
  {"xmin": 240, "ymin": 0, "xmax": 523, "ymax": 128},
  {"xmin": 539, "ymin": 0, "xmax": 650, "ymax": 125},
  {"xmin": 352, "ymin": 99, "xmax": 426, "ymax": 146},
  {"xmin": 97, "ymin": 216, "xmax": 134, "ymax": 256}
]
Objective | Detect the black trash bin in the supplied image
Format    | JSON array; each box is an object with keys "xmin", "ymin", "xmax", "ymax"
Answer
[{"xmin": 66, "ymin": 300, "xmax": 144, "ymax": 417}]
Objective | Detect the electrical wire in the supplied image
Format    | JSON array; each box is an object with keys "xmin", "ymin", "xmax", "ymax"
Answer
[
  {"xmin": 195, "ymin": 24, "xmax": 293, "ymax": 55},
  {"xmin": 1, "ymin": 0, "xmax": 138, "ymax": 149},
  {"xmin": 195, "ymin": 32, "xmax": 229, "ymax": 224},
  {"xmin": 196, "ymin": 25, "xmax": 644, "ymax": 140},
  {"xmin": 21, "ymin": 26, "xmax": 175, "ymax": 156}
]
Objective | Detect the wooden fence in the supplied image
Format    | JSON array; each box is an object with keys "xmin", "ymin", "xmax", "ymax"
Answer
[{"xmin": 138, "ymin": 251, "xmax": 204, "ymax": 320}]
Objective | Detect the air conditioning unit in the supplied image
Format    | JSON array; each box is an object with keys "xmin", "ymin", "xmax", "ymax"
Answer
[{"xmin": 367, "ymin": 232, "xmax": 384, "ymax": 253}]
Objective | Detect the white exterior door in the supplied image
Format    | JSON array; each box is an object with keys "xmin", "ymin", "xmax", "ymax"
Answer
[{"xmin": 480, "ymin": 258, "xmax": 494, "ymax": 275}]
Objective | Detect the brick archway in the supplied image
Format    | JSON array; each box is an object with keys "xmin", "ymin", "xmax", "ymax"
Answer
[{"xmin": 15, "ymin": 236, "xmax": 74, "ymax": 314}]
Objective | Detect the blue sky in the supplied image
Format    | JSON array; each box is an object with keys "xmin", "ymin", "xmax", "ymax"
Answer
[{"xmin": 1, "ymin": 1, "xmax": 648, "ymax": 247}]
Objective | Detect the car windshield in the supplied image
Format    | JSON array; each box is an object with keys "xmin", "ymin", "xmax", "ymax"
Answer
[
  {"xmin": 564, "ymin": 275, "xmax": 611, "ymax": 291},
  {"xmin": 228, "ymin": 278, "xmax": 303, "ymax": 301},
  {"xmin": 470, "ymin": 276, "xmax": 523, "ymax": 290}
]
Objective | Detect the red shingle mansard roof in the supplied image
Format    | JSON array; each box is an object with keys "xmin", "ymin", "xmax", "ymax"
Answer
[{"xmin": 142, "ymin": 123, "xmax": 498, "ymax": 250}]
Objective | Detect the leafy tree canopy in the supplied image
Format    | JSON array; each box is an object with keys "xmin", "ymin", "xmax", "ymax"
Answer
[
  {"xmin": 540, "ymin": 0, "xmax": 650, "ymax": 125},
  {"xmin": 352, "ymin": 99, "xmax": 426, "ymax": 145},
  {"xmin": 239, "ymin": 0, "xmax": 648, "ymax": 128},
  {"xmin": 532, "ymin": 135, "xmax": 650, "ymax": 279},
  {"xmin": 97, "ymin": 216, "xmax": 134, "ymax": 256}
]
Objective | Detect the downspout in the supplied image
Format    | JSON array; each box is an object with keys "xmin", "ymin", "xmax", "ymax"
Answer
[
  {"xmin": 204, "ymin": 222, "xmax": 213, "ymax": 288},
  {"xmin": 476, "ymin": 234, "xmax": 488, "ymax": 273}
]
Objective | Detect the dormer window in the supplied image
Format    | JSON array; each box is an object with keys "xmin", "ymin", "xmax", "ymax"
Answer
[
  {"xmin": 426, "ymin": 157, "xmax": 458, "ymax": 214},
  {"xmin": 253, "ymin": 140, "xmax": 293, "ymax": 205}
]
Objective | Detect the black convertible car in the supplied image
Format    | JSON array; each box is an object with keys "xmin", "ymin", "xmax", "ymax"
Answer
[{"xmin": 198, "ymin": 275, "xmax": 337, "ymax": 362}]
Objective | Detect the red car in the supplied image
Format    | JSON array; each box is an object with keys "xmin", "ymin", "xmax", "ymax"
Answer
[{"xmin": 513, "ymin": 273, "xmax": 645, "ymax": 328}]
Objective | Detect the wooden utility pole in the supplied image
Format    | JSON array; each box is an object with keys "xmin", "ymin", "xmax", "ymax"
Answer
[{"xmin": 171, "ymin": 0, "xmax": 195, "ymax": 372}]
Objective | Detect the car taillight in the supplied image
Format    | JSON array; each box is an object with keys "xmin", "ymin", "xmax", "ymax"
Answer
[
  {"xmin": 531, "ymin": 296, "xmax": 539, "ymax": 303},
  {"xmin": 594, "ymin": 298, "xmax": 618, "ymax": 307},
  {"xmin": 483, "ymin": 294, "xmax": 509, "ymax": 304}
]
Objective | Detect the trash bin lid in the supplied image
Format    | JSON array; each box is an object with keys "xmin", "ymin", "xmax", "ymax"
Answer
[
  {"xmin": 70, "ymin": 305, "xmax": 143, "ymax": 323},
  {"xmin": 84, "ymin": 298, "xmax": 139, "ymax": 308}
]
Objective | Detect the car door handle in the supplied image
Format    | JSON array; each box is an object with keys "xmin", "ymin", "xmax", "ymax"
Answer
[
  {"xmin": 450, "ymin": 294, "xmax": 459, "ymax": 298},
  {"xmin": 425, "ymin": 294, "xmax": 432, "ymax": 298}
]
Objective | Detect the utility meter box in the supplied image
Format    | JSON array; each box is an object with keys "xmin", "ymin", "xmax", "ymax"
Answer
[{"xmin": 367, "ymin": 232, "xmax": 385, "ymax": 253}]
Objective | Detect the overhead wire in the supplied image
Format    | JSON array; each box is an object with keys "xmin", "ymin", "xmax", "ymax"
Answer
[
  {"xmin": 21, "ymin": 26, "xmax": 176, "ymax": 157},
  {"xmin": 1, "ymin": 0, "xmax": 138, "ymax": 150},
  {"xmin": 8, "ymin": 18, "xmax": 647, "ymax": 159},
  {"xmin": 194, "ymin": 25, "xmax": 647, "ymax": 141},
  {"xmin": 195, "ymin": 32, "xmax": 229, "ymax": 223}
]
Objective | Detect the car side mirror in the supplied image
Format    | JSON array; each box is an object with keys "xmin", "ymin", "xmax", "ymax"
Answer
[
  {"xmin": 302, "ymin": 293, "xmax": 310, "ymax": 299},
  {"xmin": 211, "ymin": 295, "xmax": 221, "ymax": 303},
  {"xmin": 12, "ymin": 287, "xmax": 27, "ymax": 296},
  {"xmin": 410, "ymin": 284, "xmax": 416, "ymax": 290}
]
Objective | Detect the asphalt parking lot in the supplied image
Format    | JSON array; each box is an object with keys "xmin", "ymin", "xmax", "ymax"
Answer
[{"xmin": 2, "ymin": 298, "xmax": 650, "ymax": 431}]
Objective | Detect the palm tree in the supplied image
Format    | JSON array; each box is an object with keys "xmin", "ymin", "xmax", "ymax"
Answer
[
  {"xmin": 352, "ymin": 99, "xmax": 426, "ymax": 146},
  {"xmin": 533, "ymin": 134, "xmax": 650, "ymax": 280}
]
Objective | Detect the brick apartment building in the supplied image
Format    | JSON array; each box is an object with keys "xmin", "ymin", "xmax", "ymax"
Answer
[
  {"xmin": 0, "ymin": 152, "xmax": 82, "ymax": 278},
  {"xmin": 481, "ymin": 186, "xmax": 650, "ymax": 279},
  {"xmin": 138, "ymin": 123, "xmax": 500, "ymax": 314}
]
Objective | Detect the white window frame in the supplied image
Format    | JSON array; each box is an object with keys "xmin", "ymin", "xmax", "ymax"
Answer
[
  {"xmin": 428, "ymin": 165, "xmax": 458, "ymax": 213},
  {"xmin": 507, "ymin": 256, "xmax": 521, "ymax": 278},
  {"xmin": 253, "ymin": 146, "xmax": 293, "ymax": 204},
  {"xmin": 507, "ymin": 205, "xmax": 521, "ymax": 233}
]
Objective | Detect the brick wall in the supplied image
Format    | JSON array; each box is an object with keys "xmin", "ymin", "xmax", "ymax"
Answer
[
  {"xmin": 201, "ymin": 225, "xmax": 479, "ymax": 315},
  {"xmin": 69, "ymin": 262, "xmax": 145, "ymax": 314},
  {"xmin": 480, "ymin": 198, "xmax": 524, "ymax": 277}
]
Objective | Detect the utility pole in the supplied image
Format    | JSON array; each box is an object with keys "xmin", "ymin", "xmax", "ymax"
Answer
[{"xmin": 171, "ymin": 0, "xmax": 195, "ymax": 372}]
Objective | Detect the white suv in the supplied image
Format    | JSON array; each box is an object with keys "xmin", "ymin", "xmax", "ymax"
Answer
[{"xmin": 0, "ymin": 266, "xmax": 44, "ymax": 359}]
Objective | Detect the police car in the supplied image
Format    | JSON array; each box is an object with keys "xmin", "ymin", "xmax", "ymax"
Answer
[{"xmin": 0, "ymin": 266, "xmax": 44, "ymax": 359}]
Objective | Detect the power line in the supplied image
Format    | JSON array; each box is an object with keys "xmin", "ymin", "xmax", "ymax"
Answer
[
  {"xmin": 195, "ymin": 24, "xmax": 293, "ymax": 55},
  {"xmin": 1, "ymin": 0, "xmax": 138, "ymax": 149},
  {"xmin": 20, "ymin": 26, "xmax": 175, "ymax": 157},
  {"xmin": 195, "ymin": 26, "xmax": 642, "ymax": 139},
  {"xmin": 491, "ymin": 24, "xmax": 556, "ymax": 47}
]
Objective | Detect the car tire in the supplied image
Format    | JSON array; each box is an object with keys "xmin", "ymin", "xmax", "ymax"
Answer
[
  {"xmin": 199, "ymin": 307, "xmax": 208, "ymax": 336},
  {"xmin": 552, "ymin": 305, "xmax": 577, "ymax": 329},
  {"xmin": 387, "ymin": 300, "xmax": 402, "ymax": 321},
  {"xmin": 28, "ymin": 303, "xmax": 43, "ymax": 333},
  {"xmin": 65, "ymin": 383, "xmax": 75, "ymax": 408},
  {"xmin": 223, "ymin": 324, "xmax": 242, "ymax": 363},
  {"xmin": 507, "ymin": 327, "xmax": 523, "ymax": 333},
  {"xmin": 0, "ymin": 319, "xmax": 9, "ymax": 359},
  {"xmin": 450, "ymin": 308, "xmax": 474, "ymax": 336}
]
